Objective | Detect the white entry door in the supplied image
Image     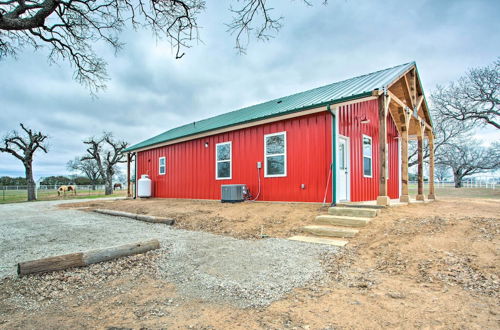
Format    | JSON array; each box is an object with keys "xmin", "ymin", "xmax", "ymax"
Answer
[{"xmin": 338, "ymin": 136, "xmax": 350, "ymax": 201}]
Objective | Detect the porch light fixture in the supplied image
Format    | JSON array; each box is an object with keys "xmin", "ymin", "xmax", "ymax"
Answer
[
  {"xmin": 204, "ymin": 142, "xmax": 209, "ymax": 148},
  {"xmin": 360, "ymin": 116, "xmax": 370, "ymax": 124}
]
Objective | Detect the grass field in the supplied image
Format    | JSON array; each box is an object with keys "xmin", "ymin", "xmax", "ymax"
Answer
[{"xmin": 0, "ymin": 188, "xmax": 127, "ymax": 204}]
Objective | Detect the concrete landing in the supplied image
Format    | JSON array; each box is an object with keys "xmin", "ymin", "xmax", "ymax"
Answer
[
  {"xmin": 288, "ymin": 236, "xmax": 348, "ymax": 247},
  {"xmin": 337, "ymin": 197, "xmax": 435, "ymax": 208}
]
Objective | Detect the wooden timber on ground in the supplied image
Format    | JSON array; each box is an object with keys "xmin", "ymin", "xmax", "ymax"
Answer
[
  {"xmin": 94, "ymin": 209, "xmax": 175, "ymax": 225},
  {"xmin": 17, "ymin": 239, "xmax": 160, "ymax": 276}
]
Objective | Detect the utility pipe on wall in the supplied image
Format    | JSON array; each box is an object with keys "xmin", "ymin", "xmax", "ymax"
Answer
[{"xmin": 327, "ymin": 104, "xmax": 337, "ymax": 206}]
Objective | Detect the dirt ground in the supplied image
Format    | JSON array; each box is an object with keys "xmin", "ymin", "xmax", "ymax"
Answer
[
  {"xmin": 60, "ymin": 198, "xmax": 327, "ymax": 239},
  {"xmin": 1, "ymin": 196, "xmax": 499, "ymax": 329}
]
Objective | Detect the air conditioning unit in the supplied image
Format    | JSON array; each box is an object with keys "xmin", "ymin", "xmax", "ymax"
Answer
[{"xmin": 221, "ymin": 184, "xmax": 248, "ymax": 203}]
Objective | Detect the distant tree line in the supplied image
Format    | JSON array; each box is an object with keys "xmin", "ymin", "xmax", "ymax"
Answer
[
  {"xmin": 0, "ymin": 176, "xmax": 27, "ymax": 186},
  {"xmin": 0, "ymin": 175, "xmax": 108, "ymax": 186},
  {"xmin": 40, "ymin": 176, "xmax": 106, "ymax": 186}
]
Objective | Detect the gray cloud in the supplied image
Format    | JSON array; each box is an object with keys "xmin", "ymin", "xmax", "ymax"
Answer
[{"xmin": 1, "ymin": 0, "xmax": 499, "ymax": 178}]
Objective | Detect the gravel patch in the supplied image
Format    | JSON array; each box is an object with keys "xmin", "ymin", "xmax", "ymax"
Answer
[
  {"xmin": 157, "ymin": 232, "xmax": 339, "ymax": 307},
  {"xmin": 0, "ymin": 200, "xmax": 339, "ymax": 308}
]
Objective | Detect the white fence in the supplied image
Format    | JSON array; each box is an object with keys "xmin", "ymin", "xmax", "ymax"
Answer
[{"xmin": 408, "ymin": 181, "xmax": 498, "ymax": 189}]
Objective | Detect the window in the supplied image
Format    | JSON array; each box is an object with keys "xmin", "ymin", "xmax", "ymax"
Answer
[
  {"xmin": 264, "ymin": 131, "xmax": 287, "ymax": 177},
  {"xmin": 339, "ymin": 143, "xmax": 346, "ymax": 170},
  {"xmin": 216, "ymin": 142, "xmax": 232, "ymax": 179},
  {"xmin": 159, "ymin": 157, "xmax": 166, "ymax": 175},
  {"xmin": 362, "ymin": 135, "xmax": 372, "ymax": 178}
]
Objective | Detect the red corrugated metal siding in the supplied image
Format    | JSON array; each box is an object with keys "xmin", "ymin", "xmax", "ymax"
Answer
[
  {"xmin": 137, "ymin": 112, "xmax": 333, "ymax": 203},
  {"xmin": 338, "ymin": 99, "xmax": 400, "ymax": 202},
  {"xmin": 387, "ymin": 114, "xmax": 400, "ymax": 199}
]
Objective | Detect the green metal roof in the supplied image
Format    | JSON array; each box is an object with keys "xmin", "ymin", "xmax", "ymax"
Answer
[{"xmin": 125, "ymin": 61, "xmax": 415, "ymax": 152}]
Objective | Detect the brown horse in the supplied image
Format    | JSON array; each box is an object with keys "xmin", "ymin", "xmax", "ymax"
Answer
[
  {"xmin": 113, "ymin": 183, "xmax": 122, "ymax": 190},
  {"xmin": 57, "ymin": 185, "xmax": 77, "ymax": 196}
]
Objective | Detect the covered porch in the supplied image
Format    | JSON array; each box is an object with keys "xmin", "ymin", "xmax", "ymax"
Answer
[{"xmin": 375, "ymin": 64, "xmax": 435, "ymax": 206}]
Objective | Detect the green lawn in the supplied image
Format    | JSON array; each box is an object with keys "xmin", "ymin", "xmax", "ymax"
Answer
[
  {"xmin": 0, "ymin": 188, "xmax": 127, "ymax": 204},
  {"xmin": 408, "ymin": 184, "xmax": 500, "ymax": 199}
]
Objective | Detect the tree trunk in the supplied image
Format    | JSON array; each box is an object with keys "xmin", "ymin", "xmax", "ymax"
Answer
[
  {"xmin": 105, "ymin": 176, "xmax": 113, "ymax": 195},
  {"xmin": 453, "ymin": 172, "xmax": 463, "ymax": 188},
  {"xmin": 25, "ymin": 162, "xmax": 36, "ymax": 201}
]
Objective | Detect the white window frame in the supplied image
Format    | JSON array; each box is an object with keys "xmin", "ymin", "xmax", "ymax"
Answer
[
  {"xmin": 159, "ymin": 156, "xmax": 166, "ymax": 175},
  {"xmin": 215, "ymin": 141, "xmax": 232, "ymax": 180},
  {"xmin": 362, "ymin": 135, "xmax": 373, "ymax": 178},
  {"xmin": 264, "ymin": 131, "xmax": 287, "ymax": 178}
]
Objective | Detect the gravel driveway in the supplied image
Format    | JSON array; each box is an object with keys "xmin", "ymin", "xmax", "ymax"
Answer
[{"xmin": 0, "ymin": 199, "xmax": 339, "ymax": 307}]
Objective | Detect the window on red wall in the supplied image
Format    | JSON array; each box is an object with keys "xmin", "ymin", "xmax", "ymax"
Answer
[
  {"xmin": 264, "ymin": 131, "xmax": 287, "ymax": 177},
  {"xmin": 216, "ymin": 142, "xmax": 232, "ymax": 180},
  {"xmin": 363, "ymin": 135, "xmax": 372, "ymax": 178},
  {"xmin": 159, "ymin": 157, "xmax": 166, "ymax": 175}
]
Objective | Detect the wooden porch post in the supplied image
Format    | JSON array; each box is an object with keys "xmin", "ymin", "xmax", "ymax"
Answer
[
  {"xmin": 428, "ymin": 132, "xmax": 436, "ymax": 199},
  {"xmin": 126, "ymin": 153, "xmax": 132, "ymax": 198},
  {"xmin": 400, "ymin": 108, "xmax": 411, "ymax": 203},
  {"xmin": 416, "ymin": 122, "xmax": 425, "ymax": 201},
  {"xmin": 377, "ymin": 92, "xmax": 391, "ymax": 206}
]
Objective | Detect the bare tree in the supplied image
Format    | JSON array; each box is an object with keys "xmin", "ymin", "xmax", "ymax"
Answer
[
  {"xmin": 408, "ymin": 107, "xmax": 472, "ymax": 167},
  {"xmin": 1, "ymin": 0, "xmax": 323, "ymax": 92},
  {"xmin": 432, "ymin": 58, "xmax": 500, "ymax": 129},
  {"xmin": 434, "ymin": 163, "xmax": 450, "ymax": 182},
  {"xmin": 82, "ymin": 132, "xmax": 128, "ymax": 195},
  {"xmin": 67, "ymin": 157, "xmax": 101, "ymax": 190},
  {"xmin": 437, "ymin": 140, "xmax": 500, "ymax": 188},
  {"xmin": 0, "ymin": 123, "xmax": 48, "ymax": 201}
]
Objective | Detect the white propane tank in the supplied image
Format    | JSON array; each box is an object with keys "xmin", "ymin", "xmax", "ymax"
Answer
[{"xmin": 137, "ymin": 174, "xmax": 152, "ymax": 198}]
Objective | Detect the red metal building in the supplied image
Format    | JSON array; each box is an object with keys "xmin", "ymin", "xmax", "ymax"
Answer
[{"xmin": 125, "ymin": 62, "xmax": 434, "ymax": 205}]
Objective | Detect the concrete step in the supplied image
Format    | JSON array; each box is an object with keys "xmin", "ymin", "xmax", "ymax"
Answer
[
  {"xmin": 302, "ymin": 225, "xmax": 359, "ymax": 238},
  {"xmin": 328, "ymin": 207, "xmax": 378, "ymax": 218},
  {"xmin": 288, "ymin": 235, "xmax": 348, "ymax": 247},
  {"xmin": 315, "ymin": 215, "xmax": 371, "ymax": 227}
]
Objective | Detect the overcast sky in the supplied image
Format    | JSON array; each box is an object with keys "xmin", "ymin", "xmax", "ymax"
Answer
[{"xmin": 1, "ymin": 0, "xmax": 499, "ymax": 179}]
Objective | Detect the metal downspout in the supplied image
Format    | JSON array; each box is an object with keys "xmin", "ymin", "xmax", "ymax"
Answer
[
  {"xmin": 328, "ymin": 104, "xmax": 337, "ymax": 206},
  {"xmin": 134, "ymin": 152, "xmax": 137, "ymax": 199}
]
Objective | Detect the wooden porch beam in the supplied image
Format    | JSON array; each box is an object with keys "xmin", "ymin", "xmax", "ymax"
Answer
[
  {"xmin": 408, "ymin": 69, "xmax": 417, "ymax": 109},
  {"xmin": 377, "ymin": 93, "xmax": 391, "ymax": 206},
  {"xmin": 415, "ymin": 95, "xmax": 424, "ymax": 112},
  {"xmin": 415, "ymin": 121, "xmax": 426, "ymax": 201},
  {"xmin": 402, "ymin": 75, "xmax": 414, "ymax": 108},
  {"xmin": 387, "ymin": 90, "xmax": 411, "ymax": 110},
  {"xmin": 399, "ymin": 110, "xmax": 412, "ymax": 203}
]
